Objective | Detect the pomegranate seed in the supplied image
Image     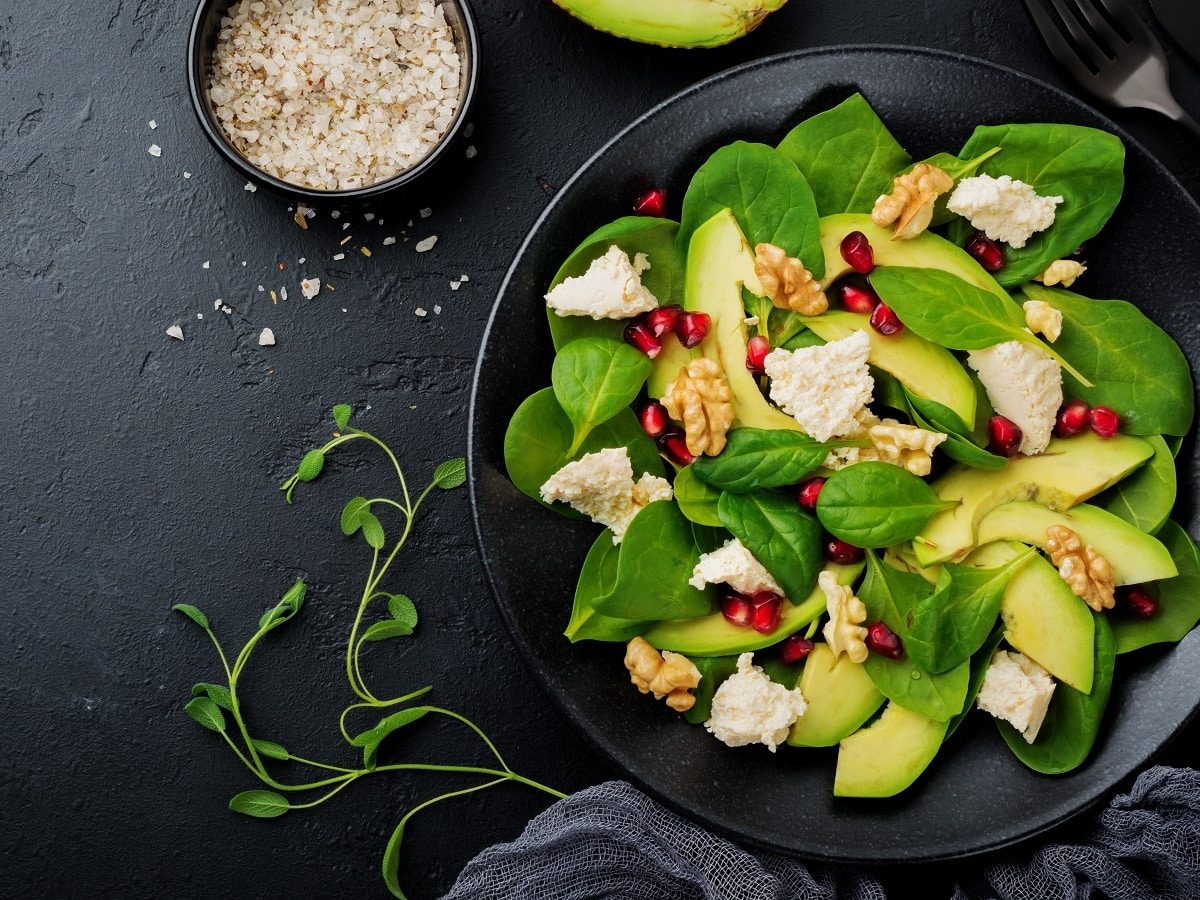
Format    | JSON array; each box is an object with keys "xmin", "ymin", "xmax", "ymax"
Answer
[
  {"xmin": 673, "ymin": 311, "xmax": 711, "ymax": 348},
  {"xmin": 869, "ymin": 302, "xmax": 904, "ymax": 335},
  {"xmin": 750, "ymin": 590, "xmax": 784, "ymax": 608},
  {"xmin": 633, "ymin": 187, "xmax": 667, "ymax": 218},
  {"xmin": 623, "ymin": 320, "xmax": 662, "ymax": 359},
  {"xmin": 987, "ymin": 415, "xmax": 1023, "ymax": 457},
  {"xmin": 796, "ymin": 477, "xmax": 826, "ymax": 512},
  {"xmin": 779, "ymin": 634, "xmax": 815, "ymax": 664},
  {"xmin": 839, "ymin": 231, "xmax": 875, "ymax": 274},
  {"xmin": 824, "ymin": 537, "xmax": 865, "ymax": 564},
  {"xmin": 866, "ymin": 621, "xmax": 904, "ymax": 659},
  {"xmin": 645, "ymin": 304, "xmax": 681, "ymax": 338},
  {"xmin": 1055, "ymin": 400, "xmax": 1091, "ymax": 438},
  {"xmin": 721, "ymin": 592, "xmax": 753, "ymax": 627},
  {"xmin": 965, "ymin": 233, "xmax": 1005, "ymax": 273},
  {"xmin": 639, "ymin": 400, "xmax": 669, "ymax": 439},
  {"xmin": 657, "ymin": 429, "xmax": 695, "ymax": 466},
  {"xmin": 838, "ymin": 282, "xmax": 879, "ymax": 314},
  {"xmin": 749, "ymin": 594, "xmax": 782, "ymax": 634},
  {"xmin": 1119, "ymin": 587, "xmax": 1158, "ymax": 620},
  {"xmin": 1089, "ymin": 405, "xmax": 1120, "ymax": 438},
  {"xmin": 746, "ymin": 335, "xmax": 770, "ymax": 376}
]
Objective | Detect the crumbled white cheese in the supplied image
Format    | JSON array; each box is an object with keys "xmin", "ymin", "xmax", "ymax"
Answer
[
  {"xmin": 165, "ymin": 324, "xmax": 184, "ymax": 341},
  {"xmin": 968, "ymin": 340, "xmax": 1062, "ymax": 455},
  {"xmin": 415, "ymin": 236, "xmax": 438, "ymax": 253},
  {"xmin": 258, "ymin": 327, "xmax": 275, "ymax": 347},
  {"xmin": 689, "ymin": 539, "xmax": 783, "ymax": 596},
  {"xmin": 976, "ymin": 650, "xmax": 1056, "ymax": 743},
  {"xmin": 946, "ymin": 174, "xmax": 1063, "ymax": 249},
  {"xmin": 544, "ymin": 245, "xmax": 659, "ymax": 321},
  {"xmin": 148, "ymin": 144, "xmax": 161, "ymax": 157},
  {"xmin": 705, "ymin": 653, "xmax": 807, "ymax": 752},
  {"xmin": 763, "ymin": 330, "xmax": 874, "ymax": 442},
  {"xmin": 300, "ymin": 278, "xmax": 321, "ymax": 300},
  {"xmin": 539, "ymin": 447, "xmax": 672, "ymax": 544}
]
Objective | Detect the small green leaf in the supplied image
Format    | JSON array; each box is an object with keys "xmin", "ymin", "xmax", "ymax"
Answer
[
  {"xmin": 433, "ymin": 457, "xmax": 467, "ymax": 490},
  {"xmin": 172, "ymin": 603, "xmax": 210, "ymax": 630},
  {"xmin": 340, "ymin": 496, "xmax": 370, "ymax": 536},
  {"xmin": 362, "ymin": 620, "xmax": 415, "ymax": 642},
  {"xmin": 352, "ymin": 706, "xmax": 432, "ymax": 768},
  {"xmin": 260, "ymin": 579, "xmax": 306, "ymax": 629},
  {"xmin": 296, "ymin": 449, "xmax": 326, "ymax": 482},
  {"xmin": 332, "ymin": 404, "xmax": 352, "ymax": 430},
  {"xmin": 191, "ymin": 682, "xmax": 233, "ymax": 710},
  {"xmin": 280, "ymin": 578, "xmax": 306, "ymax": 608},
  {"xmin": 817, "ymin": 462, "xmax": 957, "ymax": 548},
  {"xmin": 382, "ymin": 816, "xmax": 408, "ymax": 898},
  {"xmin": 360, "ymin": 512, "xmax": 386, "ymax": 550},
  {"xmin": 251, "ymin": 738, "xmax": 290, "ymax": 761},
  {"xmin": 387, "ymin": 594, "xmax": 418, "ymax": 630},
  {"xmin": 229, "ymin": 789, "xmax": 291, "ymax": 819},
  {"xmin": 185, "ymin": 696, "xmax": 226, "ymax": 733}
]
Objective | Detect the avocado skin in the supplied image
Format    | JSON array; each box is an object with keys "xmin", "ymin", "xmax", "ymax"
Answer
[
  {"xmin": 551, "ymin": 0, "xmax": 787, "ymax": 49},
  {"xmin": 833, "ymin": 702, "xmax": 947, "ymax": 798}
]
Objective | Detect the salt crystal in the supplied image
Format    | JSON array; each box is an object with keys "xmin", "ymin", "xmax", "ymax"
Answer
[
  {"xmin": 450, "ymin": 280, "xmax": 461, "ymax": 291},
  {"xmin": 214, "ymin": 299, "xmax": 223, "ymax": 310},
  {"xmin": 196, "ymin": 313, "xmax": 203, "ymax": 319},
  {"xmin": 415, "ymin": 235, "xmax": 438, "ymax": 253},
  {"xmin": 301, "ymin": 278, "xmax": 321, "ymax": 299},
  {"xmin": 465, "ymin": 145, "xmax": 477, "ymax": 159},
  {"xmin": 331, "ymin": 210, "xmax": 341, "ymax": 219},
  {"xmin": 382, "ymin": 236, "xmax": 396, "ymax": 246},
  {"xmin": 166, "ymin": 324, "xmax": 184, "ymax": 340},
  {"xmin": 244, "ymin": 182, "xmax": 257, "ymax": 192},
  {"xmin": 414, "ymin": 307, "xmax": 428, "ymax": 317},
  {"xmin": 364, "ymin": 212, "xmax": 375, "ymax": 222},
  {"xmin": 202, "ymin": 261, "xmax": 210, "ymax": 269},
  {"xmin": 333, "ymin": 253, "xmax": 345, "ymax": 260},
  {"xmin": 434, "ymin": 304, "xmax": 442, "ymax": 314},
  {"xmin": 148, "ymin": 119, "xmax": 157, "ymax": 129},
  {"xmin": 183, "ymin": 172, "xmax": 192, "ymax": 179},
  {"xmin": 419, "ymin": 207, "xmax": 432, "ymax": 218},
  {"xmin": 148, "ymin": 144, "xmax": 162, "ymax": 157},
  {"xmin": 461, "ymin": 274, "xmax": 470, "ymax": 282},
  {"xmin": 298, "ymin": 257, "xmax": 306, "ymax": 264},
  {"xmin": 258, "ymin": 327, "xmax": 276, "ymax": 346}
]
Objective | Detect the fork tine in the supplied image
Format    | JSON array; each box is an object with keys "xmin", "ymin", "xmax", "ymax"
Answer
[
  {"xmin": 1044, "ymin": 0, "xmax": 1107, "ymax": 67},
  {"xmin": 1068, "ymin": 0, "xmax": 1127, "ymax": 53},
  {"xmin": 1021, "ymin": 0, "xmax": 1099, "ymax": 79},
  {"xmin": 1089, "ymin": 0, "xmax": 1157, "ymax": 43}
]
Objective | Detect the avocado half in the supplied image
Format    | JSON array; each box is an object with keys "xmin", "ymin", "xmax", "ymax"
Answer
[{"xmin": 551, "ymin": 0, "xmax": 787, "ymax": 48}]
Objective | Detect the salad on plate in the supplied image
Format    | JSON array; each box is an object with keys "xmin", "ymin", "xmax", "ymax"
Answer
[{"xmin": 502, "ymin": 93, "xmax": 1197, "ymax": 797}]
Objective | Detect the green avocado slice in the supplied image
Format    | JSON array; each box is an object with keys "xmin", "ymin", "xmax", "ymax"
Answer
[
  {"xmin": 787, "ymin": 643, "xmax": 885, "ymax": 747},
  {"xmin": 834, "ymin": 702, "xmax": 948, "ymax": 798},
  {"xmin": 551, "ymin": 0, "xmax": 787, "ymax": 49}
]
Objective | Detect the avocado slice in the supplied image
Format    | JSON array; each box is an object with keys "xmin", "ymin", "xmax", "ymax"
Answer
[
  {"xmin": 640, "ymin": 561, "xmax": 862, "ymax": 655},
  {"xmin": 966, "ymin": 542, "xmax": 1095, "ymax": 692},
  {"xmin": 551, "ymin": 0, "xmax": 786, "ymax": 49},
  {"xmin": 833, "ymin": 702, "xmax": 948, "ymax": 798},
  {"xmin": 976, "ymin": 502, "xmax": 1178, "ymax": 585},
  {"xmin": 912, "ymin": 433, "xmax": 1154, "ymax": 567},
  {"xmin": 787, "ymin": 643, "xmax": 885, "ymax": 747},
  {"xmin": 802, "ymin": 310, "xmax": 976, "ymax": 428}
]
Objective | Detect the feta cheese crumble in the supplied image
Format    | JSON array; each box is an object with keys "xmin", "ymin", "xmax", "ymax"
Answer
[
  {"xmin": 763, "ymin": 330, "xmax": 874, "ymax": 442},
  {"xmin": 704, "ymin": 653, "xmax": 807, "ymax": 752},
  {"xmin": 539, "ymin": 447, "xmax": 672, "ymax": 544},
  {"xmin": 544, "ymin": 245, "xmax": 659, "ymax": 321},
  {"xmin": 968, "ymin": 340, "xmax": 1062, "ymax": 455},
  {"xmin": 947, "ymin": 174, "xmax": 1063, "ymax": 249},
  {"xmin": 300, "ymin": 277, "xmax": 321, "ymax": 299},
  {"xmin": 976, "ymin": 650, "xmax": 1056, "ymax": 743},
  {"xmin": 689, "ymin": 539, "xmax": 783, "ymax": 596}
]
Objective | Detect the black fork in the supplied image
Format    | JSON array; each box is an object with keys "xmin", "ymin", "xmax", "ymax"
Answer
[{"xmin": 1022, "ymin": 0, "xmax": 1200, "ymax": 141}]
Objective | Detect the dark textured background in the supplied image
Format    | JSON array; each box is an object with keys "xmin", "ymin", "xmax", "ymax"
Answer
[{"xmin": 1, "ymin": 1, "xmax": 1197, "ymax": 898}]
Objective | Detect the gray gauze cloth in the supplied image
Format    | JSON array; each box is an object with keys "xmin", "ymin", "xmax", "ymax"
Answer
[{"xmin": 444, "ymin": 767, "xmax": 1200, "ymax": 900}]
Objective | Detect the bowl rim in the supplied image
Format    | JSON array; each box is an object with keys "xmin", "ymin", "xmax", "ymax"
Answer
[{"xmin": 185, "ymin": 0, "xmax": 480, "ymax": 202}]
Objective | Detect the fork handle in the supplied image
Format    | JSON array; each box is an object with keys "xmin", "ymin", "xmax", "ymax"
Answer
[{"xmin": 1170, "ymin": 108, "xmax": 1200, "ymax": 145}]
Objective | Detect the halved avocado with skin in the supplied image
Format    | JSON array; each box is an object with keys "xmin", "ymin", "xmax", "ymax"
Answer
[
  {"xmin": 551, "ymin": 0, "xmax": 787, "ymax": 49},
  {"xmin": 913, "ymin": 433, "xmax": 1153, "ymax": 567},
  {"xmin": 788, "ymin": 643, "xmax": 884, "ymax": 747},
  {"xmin": 834, "ymin": 702, "xmax": 948, "ymax": 798}
]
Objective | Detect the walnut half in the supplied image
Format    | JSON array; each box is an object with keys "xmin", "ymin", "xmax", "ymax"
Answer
[
  {"xmin": 1045, "ymin": 525, "xmax": 1115, "ymax": 612},
  {"xmin": 820, "ymin": 570, "xmax": 868, "ymax": 663},
  {"xmin": 1035, "ymin": 259, "xmax": 1087, "ymax": 289},
  {"xmin": 867, "ymin": 422, "xmax": 947, "ymax": 476},
  {"xmin": 753, "ymin": 243, "xmax": 828, "ymax": 315},
  {"xmin": 872, "ymin": 163, "xmax": 954, "ymax": 240},
  {"xmin": 624, "ymin": 637, "xmax": 702, "ymax": 712},
  {"xmin": 662, "ymin": 357, "xmax": 735, "ymax": 457},
  {"xmin": 1023, "ymin": 299, "xmax": 1064, "ymax": 342}
]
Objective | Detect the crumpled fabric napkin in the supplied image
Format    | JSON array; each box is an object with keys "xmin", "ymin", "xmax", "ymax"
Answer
[{"xmin": 444, "ymin": 767, "xmax": 1200, "ymax": 900}]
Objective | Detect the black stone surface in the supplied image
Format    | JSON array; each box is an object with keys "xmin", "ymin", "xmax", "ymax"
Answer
[{"xmin": 1, "ymin": 1, "xmax": 1197, "ymax": 898}]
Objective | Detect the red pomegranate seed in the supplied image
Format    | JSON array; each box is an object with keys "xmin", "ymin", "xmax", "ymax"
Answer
[
  {"xmin": 1089, "ymin": 405, "xmax": 1120, "ymax": 438},
  {"xmin": 721, "ymin": 592, "xmax": 753, "ymax": 627},
  {"xmin": 746, "ymin": 335, "xmax": 771, "ymax": 376},
  {"xmin": 988, "ymin": 415, "xmax": 1023, "ymax": 457},
  {"xmin": 624, "ymin": 320, "xmax": 662, "ymax": 358},
  {"xmin": 633, "ymin": 187, "xmax": 667, "ymax": 217},
  {"xmin": 1055, "ymin": 400, "xmax": 1091, "ymax": 438},
  {"xmin": 749, "ymin": 594, "xmax": 782, "ymax": 634},
  {"xmin": 657, "ymin": 429, "xmax": 695, "ymax": 466},
  {"xmin": 866, "ymin": 621, "xmax": 904, "ymax": 659},
  {"xmin": 796, "ymin": 477, "xmax": 826, "ymax": 512},
  {"xmin": 1119, "ymin": 587, "xmax": 1158, "ymax": 620},
  {"xmin": 839, "ymin": 231, "xmax": 875, "ymax": 274},
  {"xmin": 869, "ymin": 302, "xmax": 904, "ymax": 335},
  {"xmin": 639, "ymin": 400, "xmax": 669, "ymax": 439},
  {"xmin": 645, "ymin": 304, "xmax": 681, "ymax": 337},
  {"xmin": 779, "ymin": 634, "xmax": 815, "ymax": 664},
  {"xmin": 965, "ymin": 233, "xmax": 1005, "ymax": 273},
  {"xmin": 824, "ymin": 537, "xmax": 865, "ymax": 565},
  {"xmin": 838, "ymin": 282, "xmax": 879, "ymax": 314},
  {"xmin": 674, "ymin": 311, "xmax": 711, "ymax": 348}
]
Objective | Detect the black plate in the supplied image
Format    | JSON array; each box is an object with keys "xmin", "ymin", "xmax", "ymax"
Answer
[{"xmin": 467, "ymin": 47, "xmax": 1200, "ymax": 862}]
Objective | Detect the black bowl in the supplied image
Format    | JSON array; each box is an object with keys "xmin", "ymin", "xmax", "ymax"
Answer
[
  {"xmin": 186, "ymin": 0, "xmax": 479, "ymax": 205},
  {"xmin": 469, "ymin": 47, "xmax": 1200, "ymax": 862}
]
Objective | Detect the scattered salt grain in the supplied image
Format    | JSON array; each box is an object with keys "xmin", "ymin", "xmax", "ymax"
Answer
[
  {"xmin": 280, "ymin": 286, "xmax": 289, "ymax": 301},
  {"xmin": 183, "ymin": 171, "xmax": 192, "ymax": 179},
  {"xmin": 465, "ymin": 145, "xmax": 477, "ymax": 159},
  {"xmin": 166, "ymin": 325, "xmax": 184, "ymax": 340},
  {"xmin": 419, "ymin": 208, "xmax": 432, "ymax": 218},
  {"xmin": 197, "ymin": 313, "xmax": 204, "ymax": 319},
  {"xmin": 257, "ymin": 285, "xmax": 265, "ymax": 292},
  {"xmin": 241, "ymin": 261, "xmax": 247, "ymax": 266},
  {"xmin": 244, "ymin": 181, "xmax": 257, "ymax": 192},
  {"xmin": 382, "ymin": 236, "xmax": 396, "ymax": 246},
  {"xmin": 214, "ymin": 299, "xmax": 223, "ymax": 310},
  {"xmin": 415, "ymin": 236, "xmax": 438, "ymax": 253},
  {"xmin": 301, "ymin": 278, "xmax": 321, "ymax": 299},
  {"xmin": 149, "ymin": 119, "xmax": 157, "ymax": 129},
  {"xmin": 414, "ymin": 307, "xmax": 427, "ymax": 317},
  {"xmin": 148, "ymin": 144, "xmax": 162, "ymax": 157},
  {"xmin": 202, "ymin": 261, "xmax": 210, "ymax": 269},
  {"xmin": 364, "ymin": 212, "xmax": 375, "ymax": 222},
  {"xmin": 450, "ymin": 280, "xmax": 461, "ymax": 291},
  {"xmin": 333, "ymin": 253, "xmax": 345, "ymax": 260},
  {"xmin": 460, "ymin": 274, "xmax": 470, "ymax": 282},
  {"xmin": 331, "ymin": 210, "xmax": 341, "ymax": 219},
  {"xmin": 222, "ymin": 304, "xmax": 233, "ymax": 315},
  {"xmin": 298, "ymin": 257, "xmax": 306, "ymax": 264},
  {"xmin": 258, "ymin": 328, "xmax": 276, "ymax": 347},
  {"xmin": 434, "ymin": 304, "xmax": 442, "ymax": 314}
]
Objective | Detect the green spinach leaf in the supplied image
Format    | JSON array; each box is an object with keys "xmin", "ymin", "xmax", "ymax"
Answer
[
  {"xmin": 552, "ymin": 337, "xmax": 652, "ymax": 453},
  {"xmin": 816, "ymin": 462, "xmax": 957, "ymax": 548},
  {"xmin": 907, "ymin": 391, "xmax": 1007, "ymax": 471},
  {"xmin": 674, "ymin": 465, "xmax": 723, "ymax": 527},
  {"xmin": 904, "ymin": 147, "xmax": 1001, "ymax": 226},
  {"xmin": 945, "ymin": 626, "xmax": 1006, "ymax": 740},
  {"xmin": 692, "ymin": 428, "xmax": 841, "ymax": 492},
  {"xmin": 565, "ymin": 533, "xmax": 649, "ymax": 642},
  {"xmin": 1112, "ymin": 521, "xmax": 1200, "ymax": 653},
  {"xmin": 1099, "ymin": 435, "xmax": 1176, "ymax": 534},
  {"xmin": 717, "ymin": 491, "xmax": 823, "ymax": 602},
  {"xmin": 685, "ymin": 656, "xmax": 740, "ymax": 724}
]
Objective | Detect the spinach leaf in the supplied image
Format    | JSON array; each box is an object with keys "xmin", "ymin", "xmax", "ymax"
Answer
[
  {"xmin": 950, "ymin": 123, "xmax": 1125, "ymax": 287},
  {"xmin": 504, "ymin": 388, "xmax": 662, "ymax": 513},
  {"xmin": 905, "ymin": 147, "xmax": 1001, "ymax": 226},
  {"xmin": 717, "ymin": 491, "xmax": 823, "ymax": 601},
  {"xmin": 776, "ymin": 92, "xmax": 912, "ymax": 216},
  {"xmin": 546, "ymin": 216, "xmax": 683, "ymax": 349},
  {"xmin": 816, "ymin": 462, "xmax": 957, "ymax": 548},
  {"xmin": 551, "ymin": 337, "xmax": 652, "ymax": 453},
  {"xmin": 859, "ymin": 551, "xmax": 970, "ymax": 721},
  {"xmin": 945, "ymin": 626, "xmax": 1006, "ymax": 740},
  {"xmin": 674, "ymin": 465, "xmax": 723, "ymax": 527},
  {"xmin": 685, "ymin": 656, "xmax": 740, "ymax": 725},
  {"xmin": 595, "ymin": 501, "xmax": 714, "ymax": 621},
  {"xmin": 692, "ymin": 428, "xmax": 841, "ymax": 492},
  {"xmin": 998, "ymin": 613, "xmax": 1115, "ymax": 774},
  {"xmin": 870, "ymin": 267, "xmax": 1092, "ymax": 386},
  {"xmin": 1021, "ymin": 283, "xmax": 1194, "ymax": 436},
  {"xmin": 907, "ymin": 391, "xmax": 1007, "ymax": 471},
  {"xmin": 907, "ymin": 550, "xmax": 1036, "ymax": 674},
  {"xmin": 1099, "ymin": 435, "xmax": 1176, "ymax": 534},
  {"xmin": 1112, "ymin": 521, "xmax": 1200, "ymax": 653},
  {"xmin": 565, "ymin": 533, "xmax": 649, "ymax": 643},
  {"xmin": 678, "ymin": 141, "xmax": 823, "ymax": 276}
]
